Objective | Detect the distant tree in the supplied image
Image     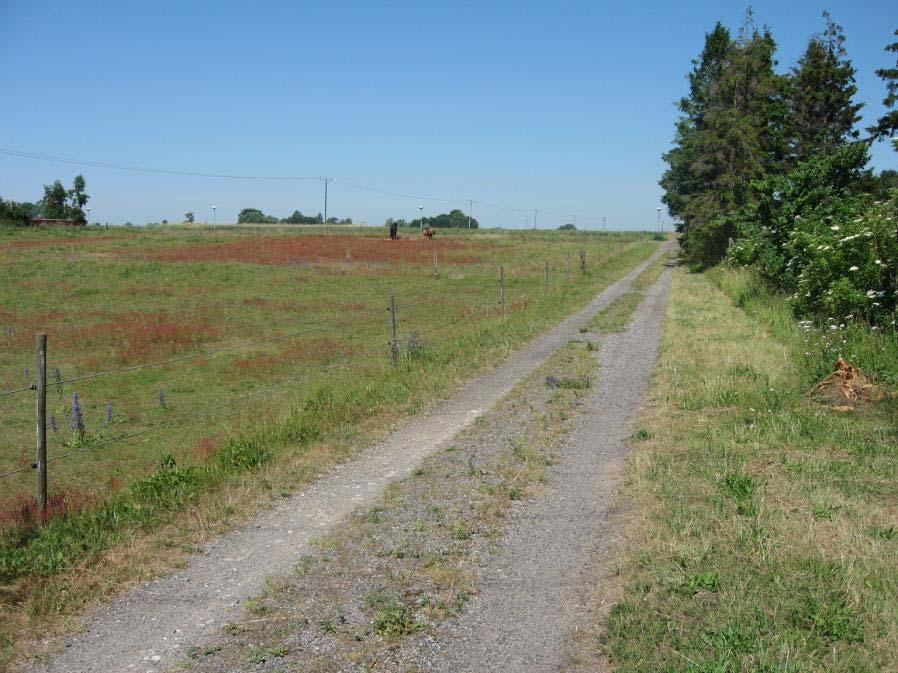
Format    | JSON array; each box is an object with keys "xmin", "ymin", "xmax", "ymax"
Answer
[
  {"xmin": 0, "ymin": 198, "xmax": 34, "ymax": 226},
  {"xmin": 162, "ymin": 219, "xmax": 168, "ymax": 224},
  {"xmin": 868, "ymin": 28, "xmax": 898, "ymax": 144},
  {"xmin": 410, "ymin": 209, "xmax": 479, "ymax": 228},
  {"xmin": 558, "ymin": 223, "xmax": 576, "ymax": 230},
  {"xmin": 325, "ymin": 216, "xmax": 339, "ymax": 224},
  {"xmin": 41, "ymin": 180, "xmax": 69, "ymax": 219},
  {"xmin": 281, "ymin": 209, "xmax": 319, "ymax": 225},
  {"xmin": 787, "ymin": 13, "xmax": 863, "ymax": 162},
  {"xmin": 69, "ymin": 174, "xmax": 88, "ymax": 220},
  {"xmin": 41, "ymin": 175, "xmax": 89, "ymax": 223},
  {"xmin": 239, "ymin": 208, "xmax": 278, "ymax": 224},
  {"xmin": 184, "ymin": 211, "xmax": 195, "ymax": 223},
  {"xmin": 339, "ymin": 217, "xmax": 352, "ymax": 224}
]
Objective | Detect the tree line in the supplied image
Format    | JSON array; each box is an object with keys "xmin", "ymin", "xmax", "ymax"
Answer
[
  {"xmin": 0, "ymin": 175, "xmax": 90, "ymax": 225},
  {"xmin": 662, "ymin": 11, "xmax": 897, "ymax": 327},
  {"xmin": 237, "ymin": 208, "xmax": 352, "ymax": 225},
  {"xmin": 386, "ymin": 209, "xmax": 479, "ymax": 229}
]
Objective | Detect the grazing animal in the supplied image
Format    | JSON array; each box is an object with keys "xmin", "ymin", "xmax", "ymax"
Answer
[
  {"xmin": 389, "ymin": 221, "xmax": 398, "ymax": 240},
  {"xmin": 422, "ymin": 227, "xmax": 435, "ymax": 239}
]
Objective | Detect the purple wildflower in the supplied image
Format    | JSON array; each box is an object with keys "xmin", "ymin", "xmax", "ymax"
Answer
[
  {"xmin": 49, "ymin": 414, "xmax": 58, "ymax": 435},
  {"xmin": 70, "ymin": 392, "xmax": 85, "ymax": 436},
  {"xmin": 104, "ymin": 403, "xmax": 113, "ymax": 428}
]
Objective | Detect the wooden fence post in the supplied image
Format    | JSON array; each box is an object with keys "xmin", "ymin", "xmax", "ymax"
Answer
[
  {"xmin": 35, "ymin": 333, "xmax": 47, "ymax": 516},
  {"xmin": 544, "ymin": 260, "xmax": 549, "ymax": 291},
  {"xmin": 579, "ymin": 250, "xmax": 586, "ymax": 273},
  {"xmin": 499, "ymin": 266, "xmax": 505, "ymax": 316},
  {"xmin": 388, "ymin": 292, "xmax": 398, "ymax": 364}
]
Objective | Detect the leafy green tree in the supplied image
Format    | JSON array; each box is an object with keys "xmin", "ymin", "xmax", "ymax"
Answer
[
  {"xmin": 558, "ymin": 223, "xmax": 576, "ymax": 230},
  {"xmin": 787, "ymin": 13, "xmax": 863, "ymax": 162},
  {"xmin": 40, "ymin": 175, "xmax": 89, "ymax": 223},
  {"xmin": 239, "ymin": 208, "xmax": 278, "ymax": 224},
  {"xmin": 868, "ymin": 28, "xmax": 898, "ymax": 144},
  {"xmin": 184, "ymin": 211, "xmax": 194, "ymax": 223},
  {"xmin": 0, "ymin": 198, "xmax": 34, "ymax": 226},
  {"xmin": 41, "ymin": 180, "xmax": 69, "ymax": 219},
  {"xmin": 410, "ymin": 209, "xmax": 479, "ymax": 228}
]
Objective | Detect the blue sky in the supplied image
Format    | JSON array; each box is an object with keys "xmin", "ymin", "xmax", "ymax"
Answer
[{"xmin": 1, "ymin": 0, "xmax": 896, "ymax": 229}]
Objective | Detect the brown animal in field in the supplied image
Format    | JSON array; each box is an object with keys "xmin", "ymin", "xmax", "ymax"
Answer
[{"xmin": 422, "ymin": 227, "xmax": 435, "ymax": 239}]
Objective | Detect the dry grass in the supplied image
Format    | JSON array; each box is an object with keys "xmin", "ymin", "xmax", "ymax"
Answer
[{"xmin": 589, "ymin": 268, "xmax": 898, "ymax": 672}]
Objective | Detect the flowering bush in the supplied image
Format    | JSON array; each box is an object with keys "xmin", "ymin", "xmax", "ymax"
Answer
[
  {"xmin": 728, "ymin": 143, "xmax": 898, "ymax": 329},
  {"xmin": 786, "ymin": 197, "xmax": 897, "ymax": 326}
]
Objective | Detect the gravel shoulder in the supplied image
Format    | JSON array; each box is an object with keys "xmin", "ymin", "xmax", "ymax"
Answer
[{"xmin": 24, "ymin": 243, "xmax": 673, "ymax": 673}]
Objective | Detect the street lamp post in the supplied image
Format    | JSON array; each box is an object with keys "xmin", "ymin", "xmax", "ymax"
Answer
[
  {"xmin": 212, "ymin": 205, "xmax": 217, "ymax": 229},
  {"xmin": 656, "ymin": 206, "xmax": 661, "ymax": 232},
  {"xmin": 418, "ymin": 206, "xmax": 423, "ymax": 230},
  {"xmin": 85, "ymin": 207, "xmax": 91, "ymax": 225}
]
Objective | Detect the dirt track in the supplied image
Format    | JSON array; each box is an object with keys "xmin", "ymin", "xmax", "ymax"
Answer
[{"xmin": 26, "ymin": 241, "xmax": 673, "ymax": 673}]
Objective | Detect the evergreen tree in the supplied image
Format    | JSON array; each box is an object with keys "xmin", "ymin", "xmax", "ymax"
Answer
[
  {"xmin": 663, "ymin": 10, "xmax": 787, "ymax": 265},
  {"xmin": 868, "ymin": 28, "xmax": 898, "ymax": 144},
  {"xmin": 659, "ymin": 22, "xmax": 731, "ymax": 228},
  {"xmin": 787, "ymin": 13, "xmax": 862, "ymax": 162}
]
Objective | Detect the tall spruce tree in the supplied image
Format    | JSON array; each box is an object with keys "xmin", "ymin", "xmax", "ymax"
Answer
[
  {"xmin": 788, "ymin": 13, "xmax": 863, "ymax": 162},
  {"xmin": 662, "ymin": 10, "xmax": 787, "ymax": 265},
  {"xmin": 868, "ymin": 28, "xmax": 898, "ymax": 144},
  {"xmin": 660, "ymin": 23, "xmax": 731, "ymax": 228}
]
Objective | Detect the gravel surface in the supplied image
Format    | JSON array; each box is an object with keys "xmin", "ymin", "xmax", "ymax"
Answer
[
  {"xmin": 24, "ymin": 242, "xmax": 672, "ymax": 673},
  {"xmin": 405, "ymin": 264, "xmax": 673, "ymax": 672}
]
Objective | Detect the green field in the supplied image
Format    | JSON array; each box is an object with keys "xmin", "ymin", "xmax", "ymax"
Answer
[{"xmin": 0, "ymin": 224, "xmax": 659, "ymax": 662}]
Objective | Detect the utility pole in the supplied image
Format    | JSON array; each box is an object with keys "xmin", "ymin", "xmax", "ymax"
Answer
[
  {"xmin": 572, "ymin": 214, "xmax": 576, "ymax": 229},
  {"xmin": 323, "ymin": 177, "xmax": 333, "ymax": 227},
  {"xmin": 467, "ymin": 199, "xmax": 473, "ymax": 228},
  {"xmin": 603, "ymin": 216, "xmax": 606, "ymax": 232},
  {"xmin": 657, "ymin": 206, "xmax": 662, "ymax": 232},
  {"xmin": 418, "ymin": 205, "xmax": 424, "ymax": 230},
  {"xmin": 533, "ymin": 209, "xmax": 538, "ymax": 230}
]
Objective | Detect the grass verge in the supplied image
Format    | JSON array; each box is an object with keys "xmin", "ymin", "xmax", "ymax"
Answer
[{"xmin": 589, "ymin": 267, "xmax": 898, "ymax": 672}]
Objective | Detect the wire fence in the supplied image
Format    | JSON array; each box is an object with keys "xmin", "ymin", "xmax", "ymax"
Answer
[{"xmin": 0, "ymin": 245, "xmax": 605, "ymax": 520}]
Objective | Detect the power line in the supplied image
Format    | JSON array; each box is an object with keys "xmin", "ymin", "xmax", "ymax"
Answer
[
  {"xmin": 0, "ymin": 147, "xmax": 323, "ymax": 181},
  {"xmin": 0, "ymin": 146, "xmax": 600, "ymax": 220}
]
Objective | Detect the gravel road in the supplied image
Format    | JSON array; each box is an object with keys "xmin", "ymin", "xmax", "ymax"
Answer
[
  {"xmin": 24, "ymin": 242, "xmax": 672, "ymax": 673},
  {"xmin": 406, "ymin": 264, "xmax": 672, "ymax": 672}
]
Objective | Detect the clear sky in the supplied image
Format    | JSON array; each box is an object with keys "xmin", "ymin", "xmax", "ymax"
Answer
[{"xmin": 1, "ymin": 1, "xmax": 896, "ymax": 229}]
